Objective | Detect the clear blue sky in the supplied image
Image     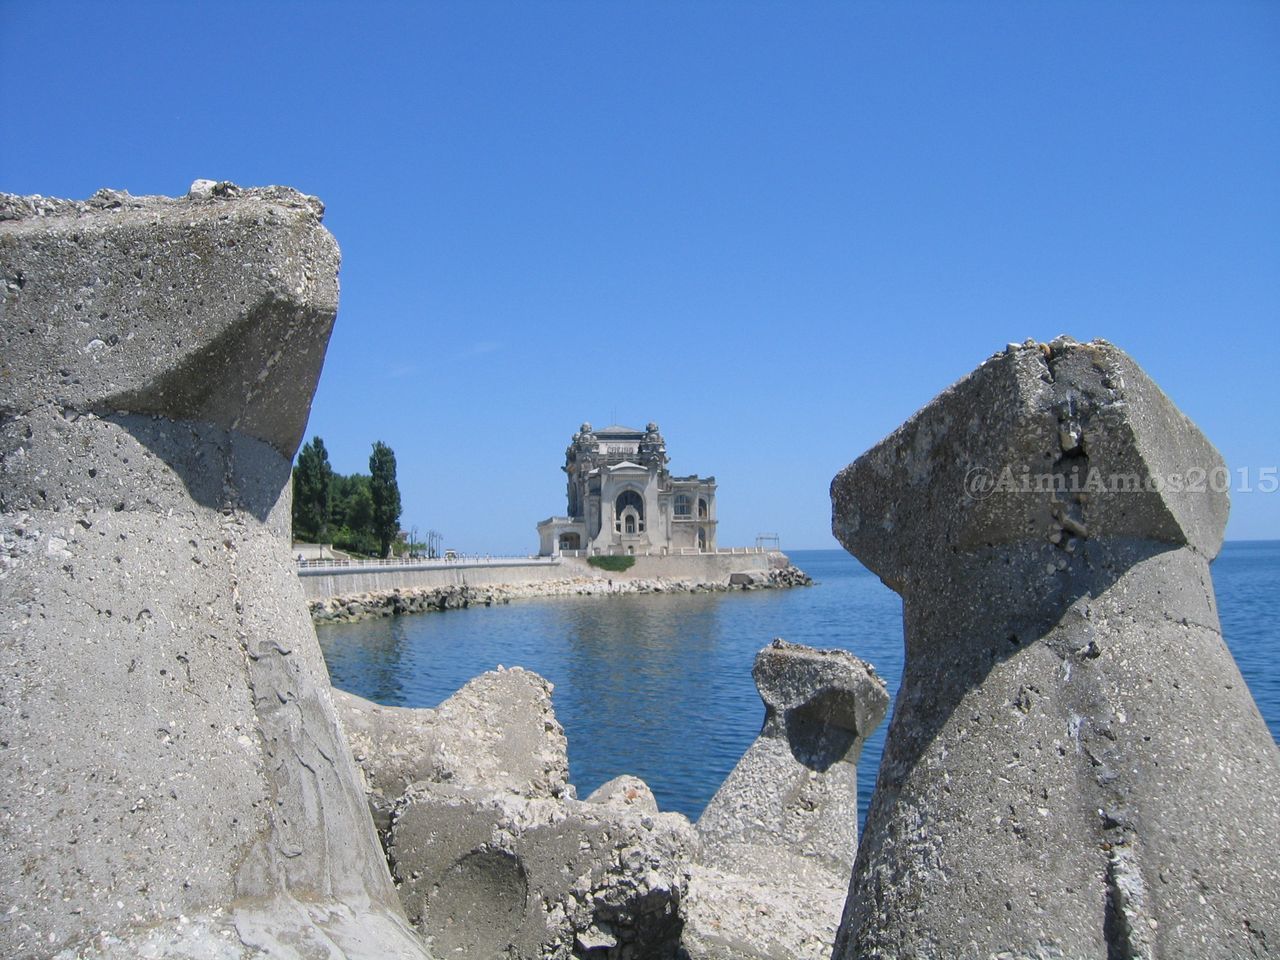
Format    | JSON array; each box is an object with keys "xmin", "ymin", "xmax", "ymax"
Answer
[{"xmin": 4, "ymin": 1, "xmax": 1277, "ymax": 550}]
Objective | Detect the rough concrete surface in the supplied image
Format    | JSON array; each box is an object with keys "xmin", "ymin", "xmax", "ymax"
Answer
[
  {"xmin": 0, "ymin": 186, "xmax": 428, "ymax": 958},
  {"xmin": 334, "ymin": 667, "xmax": 572, "ymax": 834},
  {"xmin": 389, "ymin": 784, "xmax": 695, "ymax": 960},
  {"xmin": 830, "ymin": 337, "xmax": 1280, "ymax": 959},
  {"xmin": 336, "ymin": 644, "xmax": 886, "ymax": 960},
  {"xmin": 680, "ymin": 860, "xmax": 848, "ymax": 960},
  {"xmin": 337, "ymin": 667, "xmax": 690, "ymax": 959},
  {"xmin": 586, "ymin": 774, "xmax": 659, "ymax": 814},
  {"xmin": 698, "ymin": 639, "xmax": 887, "ymax": 878}
]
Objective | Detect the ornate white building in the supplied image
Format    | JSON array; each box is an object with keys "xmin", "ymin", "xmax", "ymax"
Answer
[{"xmin": 537, "ymin": 422, "xmax": 717, "ymax": 556}]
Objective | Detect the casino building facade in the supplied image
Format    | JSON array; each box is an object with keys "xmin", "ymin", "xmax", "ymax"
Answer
[{"xmin": 537, "ymin": 422, "xmax": 717, "ymax": 556}]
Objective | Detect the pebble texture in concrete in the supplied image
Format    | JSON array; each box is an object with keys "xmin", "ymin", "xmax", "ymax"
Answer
[
  {"xmin": 389, "ymin": 785, "xmax": 694, "ymax": 960},
  {"xmin": 0, "ymin": 185, "xmax": 429, "ymax": 958},
  {"xmin": 830, "ymin": 337, "xmax": 1280, "ymax": 960}
]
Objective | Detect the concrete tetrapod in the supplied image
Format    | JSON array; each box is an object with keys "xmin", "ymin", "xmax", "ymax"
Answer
[
  {"xmin": 332, "ymin": 665, "xmax": 691, "ymax": 959},
  {"xmin": 830, "ymin": 337, "xmax": 1280, "ymax": 959},
  {"xmin": 684, "ymin": 639, "xmax": 888, "ymax": 960},
  {"xmin": 333, "ymin": 667, "xmax": 573, "ymax": 836},
  {"xmin": 388, "ymin": 785, "xmax": 695, "ymax": 960},
  {"xmin": 697, "ymin": 639, "xmax": 887, "ymax": 878},
  {"xmin": 0, "ymin": 186, "xmax": 429, "ymax": 958}
]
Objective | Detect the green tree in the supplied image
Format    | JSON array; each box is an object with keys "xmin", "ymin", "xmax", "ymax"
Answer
[
  {"xmin": 291, "ymin": 436, "xmax": 332, "ymax": 542},
  {"xmin": 328, "ymin": 473, "xmax": 367, "ymax": 530},
  {"xmin": 344, "ymin": 482, "xmax": 375, "ymax": 542},
  {"xmin": 327, "ymin": 473, "xmax": 377, "ymax": 556},
  {"xmin": 369, "ymin": 440, "xmax": 402, "ymax": 558}
]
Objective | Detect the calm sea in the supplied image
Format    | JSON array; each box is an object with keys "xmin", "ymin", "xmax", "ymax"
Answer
[{"xmin": 317, "ymin": 543, "xmax": 1280, "ymax": 826}]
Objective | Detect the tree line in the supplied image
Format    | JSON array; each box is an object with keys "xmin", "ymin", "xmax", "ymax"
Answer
[{"xmin": 292, "ymin": 437, "xmax": 402, "ymax": 557}]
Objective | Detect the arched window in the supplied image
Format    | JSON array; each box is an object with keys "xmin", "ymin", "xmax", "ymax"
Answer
[
  {"xmin": 616, "ymin": 490, "xmax": 644, "ymax": 517},
  {"xmin": 697, "ymin": 526, "xmax": 708, "ymax": 551},
  {"xmin": 697, "ymin": 497, "xmax": 708, "ymax": 519},
  {"xmin": 674, "ymin": 494, "xmax": 691, "ymax": 518},
  {"xmin": 615, "ymin": 490, "xmax": 645, "ymax": 534}
]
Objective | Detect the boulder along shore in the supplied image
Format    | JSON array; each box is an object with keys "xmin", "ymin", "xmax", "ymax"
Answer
[{"xmin": 311, "ymin": 564, "xmax": 813, "ymax": 625}]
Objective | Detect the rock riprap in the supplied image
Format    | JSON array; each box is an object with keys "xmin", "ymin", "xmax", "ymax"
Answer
[
  {"xmin": 0, "ymin": 186, "xmax": 428, "ymax": 958},
  {"xmin": 830, "ymin": 337, "xmax": 1280, "ymax": 959},
  {"xmin": 684, "ymin": 639, "xmax": 888, "ymax": 960},
  {"xmin": 309, "ymin": 566, "xmax": 813, "ymax": 625},
  {"xmin": 586, "ymin": 774, "xmax": 659, "ymax": 813},
  {"xmin": 333, "ymin": 644, "xmax": 889, "ymax": 960}
]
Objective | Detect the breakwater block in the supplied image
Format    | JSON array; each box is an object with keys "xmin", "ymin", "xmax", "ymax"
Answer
[
  {"xmin": 390, "ymin": 785, "xmax": 694, "ymax": 959},
  {"xmin": 830, "ymin": 336, "xmax": 1280, "ymax": 959},
  {"xmin": 683, "ymin": 639, "xmax": 887, "ymax": 960},
  {"xmin": 333, "ymin": 667, "xmax": 573, "ymax": 833},
  {"xmin": 697, "ymin": 639, "xmax": 887, "ymax": 877},
  {"xmin": 340, "ymin": 668, "xmax": 690, "ymax": 958},
  {"xmin": 0, "ymin": 185, "xmax": 428, "ymax": 957}
]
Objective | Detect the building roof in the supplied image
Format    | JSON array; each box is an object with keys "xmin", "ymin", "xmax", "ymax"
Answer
[{"xmin": 595, "ymin": 424, "xmax": 645, "ymax": 438}]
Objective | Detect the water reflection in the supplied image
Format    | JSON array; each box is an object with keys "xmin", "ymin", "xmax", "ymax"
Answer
[{"xmin": 556, "ymin": 593, "xmax": 738, "ymax": 807}]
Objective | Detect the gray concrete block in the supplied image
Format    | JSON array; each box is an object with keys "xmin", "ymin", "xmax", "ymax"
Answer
[
  {"xmin": 697, "ymin": 639, "xmax": 888, "ymax": 878},
  {"xmin": 830, "ymin": 336, "xmax": 1280, "ymax": 959},
  {"xmin": 586, "ymin": 774, "xmax": 659, "ymax": 814},
  {"xmin": 0, "ymin": 186, "xmax": 428, "ymax": 958},
  {"xmin": 680, "ymin": 860, "xmax": 849, "ymax": 960},
  {"xmin": 335, "ymin": 667, "xmax": 572, "ymax": 834},
  {"xmin": 684, "ymin": 639, "xmax": 887, "ymax": 960},
  {"xmin": 388, "ymin": 785, "xmax": 694, "ymax": 959}
]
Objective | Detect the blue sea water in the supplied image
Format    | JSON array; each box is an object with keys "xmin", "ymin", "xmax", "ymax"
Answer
[{"xmin": 316, "ymin": 543, "xmax": 1280, "ymax": 826}]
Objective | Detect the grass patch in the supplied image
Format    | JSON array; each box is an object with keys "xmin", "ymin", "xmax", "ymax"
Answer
[{"xmin": 587, "ymin": 554, "xmax": 636, "ymax": 573}]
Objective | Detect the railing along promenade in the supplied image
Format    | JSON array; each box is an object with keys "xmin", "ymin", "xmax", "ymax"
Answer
[
  {"xmin": 293, "ymin": 549, "xmax": 774, "ymax": 601},
  {"xmin": 556, "ymin": 546, "xmax": 769, "ymax": 558},
  {"xmin": 295, "ymin": 555, "xmax": 559, "ymax": 576},
  {"xmin": 296, "ymin": 546, "xmax": 769, "ymax": 574}
]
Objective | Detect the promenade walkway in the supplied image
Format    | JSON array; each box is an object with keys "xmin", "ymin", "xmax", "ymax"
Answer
[
  {"xmin": 295, "ymin": 547, "xmax": 770, "ymax": 577},
  {"xmin": 295, "ymin": 555, "xmax": 557, "ymax": 577}
]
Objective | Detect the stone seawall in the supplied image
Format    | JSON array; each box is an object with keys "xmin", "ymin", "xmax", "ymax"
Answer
[
  {"xmin": 299, "ymin": 557, "xmax": 570, "ymax": 599},
  {"xmin": 311, "ymin": 565, "xmax": 812, "ymax": 625},
  {"xmin": 299, "ymin": 550, "xmax": 786, "ymax": 602}
]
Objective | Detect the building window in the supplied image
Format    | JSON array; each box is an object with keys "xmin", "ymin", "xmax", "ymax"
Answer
[
  {"xmin": 697, "ymin": 497, "xmax": 708, "ymax": 519},
  {"xmin": 697, "ymin": 526, "xmax": 708, "ymax": 551},
  {"xmin": 674, "ymin": 494, "xmax": 691, "ymax": 518},
  {"xmin": 615, "ymin": 490, "xmax": 645, "ymax": 534},
  {"xmin": 617, "ymin": 490, "xmax": 644, "ymax": 516}
]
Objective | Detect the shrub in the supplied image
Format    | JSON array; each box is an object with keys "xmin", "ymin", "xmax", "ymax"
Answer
[{"xmin": 587, "ymin": 555, "xmax": 636, "ymax": 573}]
